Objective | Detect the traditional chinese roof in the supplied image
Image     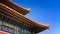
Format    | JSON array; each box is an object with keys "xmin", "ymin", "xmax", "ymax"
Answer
[
  {"xmin": 0, "ymin": 3, "xmax": 49, "ymax": 33},
  {"xmin": 0, "ymin": 0, "xmax": 29, "ymax": 15}
]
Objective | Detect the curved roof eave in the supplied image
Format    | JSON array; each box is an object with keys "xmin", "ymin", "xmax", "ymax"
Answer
[{"xmin": 0, "ymin": 0, "xmax": 29, "ymax": 15}]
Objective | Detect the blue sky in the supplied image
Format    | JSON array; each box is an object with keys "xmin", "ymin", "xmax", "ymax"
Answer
[{"xmin": 11, "ymin": 0, "xmax": 60, "ymax": 34}]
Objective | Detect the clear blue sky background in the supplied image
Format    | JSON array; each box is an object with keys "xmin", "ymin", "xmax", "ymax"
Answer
[{"xmin": 11, "ymin": 0, "xmax": 60, "ymax": 34}]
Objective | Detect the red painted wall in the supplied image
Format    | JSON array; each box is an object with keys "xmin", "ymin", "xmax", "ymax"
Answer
[{"xmin": 0, "ymin": 30, "xmax": 10, "ymax": 34}]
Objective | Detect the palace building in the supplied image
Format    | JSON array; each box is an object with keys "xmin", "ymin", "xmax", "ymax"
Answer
[{"xmin": 0, "ymin": 0, "xmax": 49, "ymax": 34}]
